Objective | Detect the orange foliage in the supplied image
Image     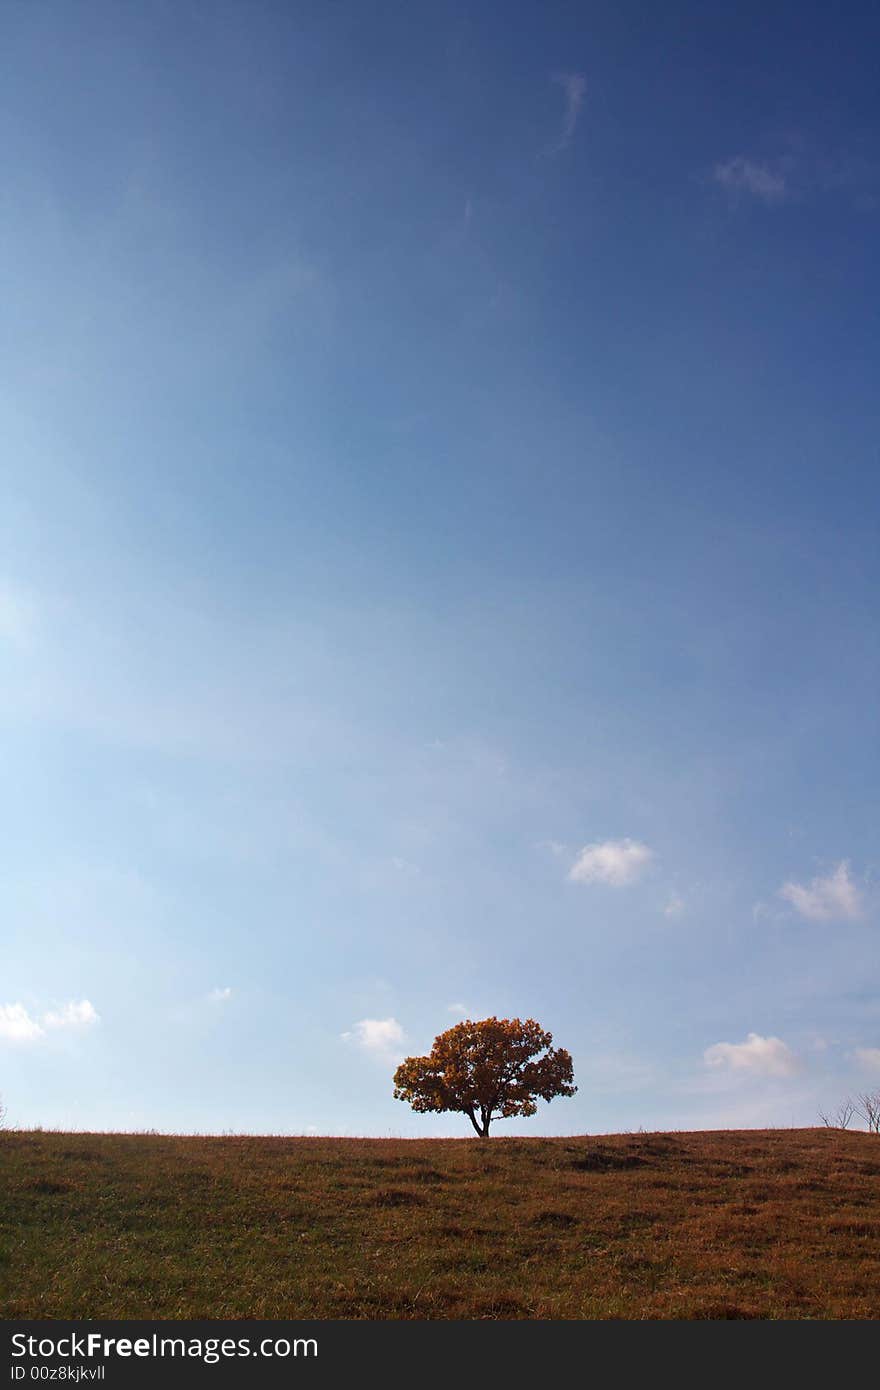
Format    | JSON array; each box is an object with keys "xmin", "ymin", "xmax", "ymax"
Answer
[{"xmin": 393, "ymin": 1016, "xmax": 576, "ymax": 1136}]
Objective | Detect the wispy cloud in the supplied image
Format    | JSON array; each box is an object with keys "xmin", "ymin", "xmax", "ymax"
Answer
[
  {"xmin": 0, "ymin": 999, "xmax": 99, "ymax": 1042},
  {"xmin": 552, "ymin": 72, "xmax": 586, "ymax": 151},
  {"xmin": 713, "ymin": 156, "xmax": 787, "ymax": 202},
  {"xmin": 779, "ymin": 861, "xmax": 862, "ymax": 921},
  {"xmin": 568, "ymin": 838, "xmax": 654, "ymax": 887},
  {"xmin": 43, "ymin": 1000, "xmax": 100, "ymax": 1029},
  {"xmin": 704, "ymin": 1032, "xmax": 799, "ymax": 1077},
  {"xmin": 208, "ymin": 987, "xmax": 232, "ymax": 1003},
  {"xmin": 853, "ymin": 1047, "xmax": 880, "ymax": 1072},
  {"xmin": 713, "ymin": 139, "xmax": 879, "ymax": 209},
  {"xmin": 752, "ymin": 899, "xmax": 782, "ymax": 923},
  {"xmin": 341, "ymin": 1017, "xmax": 405, "ymax": 1061},
  {"xmin": 446, "ymin": 1002, "xmax": 467, "ymax": 1016},
  {"xmin": 663, "ymin": 894, "xmax": 685, "ymax": 918},
  {"xmin": 390, "ymin": 856, "xmax": 420, "ymax": 876},
  {"xmin": 537, "ymin": 839, "xmax": 568, "ymax": 858}
]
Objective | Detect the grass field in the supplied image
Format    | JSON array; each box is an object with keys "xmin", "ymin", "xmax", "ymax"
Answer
[{"xmin": 2, "ymin": 1127, "xmax": 879, "ymax": 1319}]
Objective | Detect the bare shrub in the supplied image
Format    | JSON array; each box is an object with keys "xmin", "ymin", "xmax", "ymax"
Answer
[
  {"xmin": 855, "ymin": 1091, "xmax": 880, "ymax": 1135},
  {"xmin": 819, "ymin": 1099, "xmax": 855, "ymax": 1130}
]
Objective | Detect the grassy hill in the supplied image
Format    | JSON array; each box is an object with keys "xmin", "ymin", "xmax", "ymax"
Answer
[{"xmin": 2, "ymin": 1127, "xmax": 879, "ymax": 1319}]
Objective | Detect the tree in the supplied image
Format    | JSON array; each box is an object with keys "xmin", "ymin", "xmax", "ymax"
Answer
[
  {"xmin": 392, "ymin": 1016, "xmax": 576, "ymax": 1137},
  {"xmin": 819, "ymin": 1098, "xmax": 855, "ymax": 1130},
  {"xmin": 855, "ymin": 1090, "xmax": 880, "ymax": 1134},
  {"xmin": 818, "ymin": 1092, "xmax": 880, "ymax": 1134}
]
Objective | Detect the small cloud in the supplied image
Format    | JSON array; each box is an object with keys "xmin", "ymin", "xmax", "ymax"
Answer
[
  {"xmin": 779, "ymin": 861, "xmax": 862, "ymax": 921},
  {"xmin": 663, "ymin": 894, "xmax": 685, "ymax": 918},
  {"xmin": 568, "ymin": 838, "xmax": 654, "ymax": 887},
  {"xmin": 390, "ymin": 856, "xmax": 420, "ymax": 876},
  {"xmin": 342, "ymin": 1017, "xmax": 405, "ymax": 1060},
  {"xmin": 446, "ymin": 1002, "xmax": 467, "ymax": 1016},
  {"xmin": 853, "ymin": 1047, "xmax": 880, "ymax": 1073},
  {"xmin": 713, "ymin": 156, "xmax": 787, "ymax": 202},
  {"xmin": 208, "ymin": 987, "xmax": 232, "ymax": 1003},
  {"xmin": 552, "ymin": 72, "xmax": 586, "ymax": 150},
  {"xmin": 704, "ymin": 1032, "xmax": 799, "ymax": 1078},
  {"xmin": 0, "ymin": 1003, "xmax": 45, "ymax": 1043},
  {"xmin": 751, "ymin": 899, "xmax": 786, "ymax": 924},
  {"xmin": 43, "ymin": 999, "xmax": 99, "ymax": 1029},
  {"xmin": 537, "ymin": 839, "xmax": 568, "ymax": 858}
]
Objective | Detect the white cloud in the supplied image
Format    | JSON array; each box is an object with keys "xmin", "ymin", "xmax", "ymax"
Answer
[
  {"xmin": 713, "ymin": 156, "xmax": 787, "ymax": 202},
  {"xmin": 568, "ymin": 838, "xmax": 654, "ymax": 887},
  {"xmin": 0, "ymin": 1003, "xmax": 45, "ymax": 1043},
  {"xmin": 342, "ymin": 1017, "xmax": 405, "ymax": 1059},
  {"xmin": 42, "ymin": 999, "xmax": 100, "ymax": 1029},
  {"xmin": 853, "ymin": 1047, "xmax": 880, "ymax": 1072},
  {"xmin": 553, "ymin": 72, "xmax": 586, "ymax": 149},
  {"xmin": 663, "ymin": 894, "xmax": 685, "ymax": 918},
  {"xmin": 779, "ymin": 861, "xmax": 862, "ymax": 921},
  {"xmin": 704, "ymin": 1032, "xmax": 799, "ymax": 1078},
  {"xmin": 1, "ymin": 997, "xmax": 100, "ymax": 1042},
  {"xmin": 446, "ymin": 1002, "xmax": 467, "ymax": 1016},
  {"xmin": 208, "ymin": 987, "xmax": 232, "ymax": 1003}
]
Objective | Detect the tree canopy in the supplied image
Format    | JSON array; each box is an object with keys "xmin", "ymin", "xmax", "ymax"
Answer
[{"xmin": 393, "ymin": 1016, "xmax": 576, "ymax": 1136}]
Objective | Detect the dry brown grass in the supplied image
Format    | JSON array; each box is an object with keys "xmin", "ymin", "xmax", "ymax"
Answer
[{"xmin": 2, "ymin": 1127, "xmax": 879, "ymax": 1318}]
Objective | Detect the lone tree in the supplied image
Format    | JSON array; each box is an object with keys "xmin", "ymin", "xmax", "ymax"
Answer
[{"xmin": 393, "ymin": 1016, "xmax": 576, "ymax": 1137}]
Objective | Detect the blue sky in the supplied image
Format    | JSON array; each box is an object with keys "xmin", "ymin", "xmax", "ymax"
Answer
[{"xmin": 2, "ymin": 1, "xmax": 879, "ymax": 1135}]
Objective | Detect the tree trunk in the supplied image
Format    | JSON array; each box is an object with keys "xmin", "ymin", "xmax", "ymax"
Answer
[
  {"xmin": 467, "ymin": 1107, "xmax": 492, "ymax": 1137},
  {"xmin": 466, "ymin": 1108, "xmax": 483, "ymax": 1138}
]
